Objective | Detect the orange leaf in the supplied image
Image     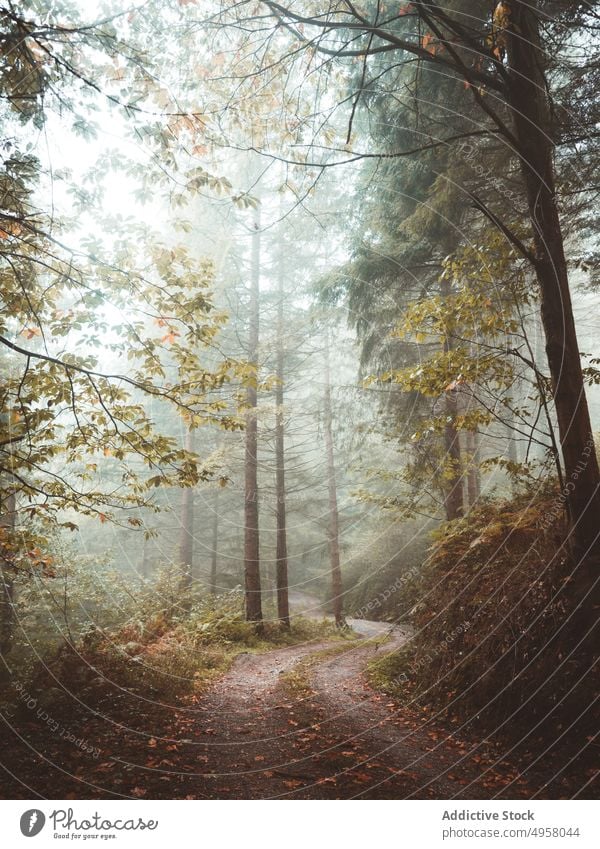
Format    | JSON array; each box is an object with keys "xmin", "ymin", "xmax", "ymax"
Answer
[
  {"xmin": 0, "ymin": 220, "xmax": 23, "ymax": 239},
  {"xmin": 22, "ymin": 327, "xmax": 41, "ymax": 340},
  {"xmin": 420, "ymin": 32, "xmax": 439, "ymax": 56}
]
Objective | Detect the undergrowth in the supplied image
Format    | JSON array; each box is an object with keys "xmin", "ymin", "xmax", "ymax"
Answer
[
  {"xmin": 6, "ymin": 584, "xmax": 338, "ymax": 718},
  {"xmin": 366, "ymin": 488, "xmax": 597, "ymax": 771}
]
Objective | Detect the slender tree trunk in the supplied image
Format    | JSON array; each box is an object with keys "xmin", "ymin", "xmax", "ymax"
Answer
[
  {"xmin": 179, "ymin": 429, "xmax": 195, "ymax": 602},
  {"xmin": 244, "ymin": 213, "xmax": 263, "ymax": 627},
  {"xmin": 506, "ymin": 420, "xmax": 518, "ymax": 466},
  {"xmin": 323, "ymin": 336, "xmax": 344, "ymax": 627},
  {"xmin": 504, "ymin": 418, "xmax": 520, "ymax": 496},
  {"xmin": 140, "ymin": 532, "xmax": 151, "ymax": 580},
  {"xmin": 466, "ymin": 429, "xmax": 481, "ymax": 507},
  {"xmin": 444, "ymin": 388, "xmax": 464, "ymax": 520},
  {"xmin": 210, "ymin": 488, "xmax": 219, "ymax": 596},
  {"xmin": 275, "ymin": 235, "xmax": 290, "ymax": 628},
  {"xmin": 464, "ymin": 356, "xmax": 481, "ymax": 509},
  {"xmin": 0, "ymin": 490, "xmax": 16, "ymax": 670},
  {"xmin": 507, "ymin": 3, "xmax": 600, "ymax": 631},
  {"xmin": 441, "ymin": 280, "xmax": 464, "ymax": 520},
  {"xmin": 532, "ymin": 312, "xmax": 550, "ymax": 464}
]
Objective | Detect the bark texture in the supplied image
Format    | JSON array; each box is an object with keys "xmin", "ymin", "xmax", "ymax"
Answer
[
  {"xmin": 179, "ymin": 428, "xmax": 195, "ymax": 600},
  {"xmin": 244, "ymin": 215, "xmax": 263, "ymax": 626},
  {"xmin": 506, "ymin": 3, "xmax": 600, "ymax": 621},
  {"xmin": 275, "ymin": 241, "xmax": 290, "ymax": 628},
  {"xmin": 323, "ymin": 337, "xmax": 344, "ymax": 627}
]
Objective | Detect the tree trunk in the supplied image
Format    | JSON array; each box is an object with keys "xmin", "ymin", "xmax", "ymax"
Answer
[
  {"xmin": 505, "ymin": 418, "xmax": 519, "ymax": 496},
  {"xmin": 0, "ymin": 490, "xmax": 16, "ymax": 670},
  {"xmin": 323, "ymin": 335, "xmax": 344, "ymax": 627},
  {"xmin": 441, "ymin": 279, "xmax": 464, "ymax": 520},
  {"xmin": 444, "ymin": 388, "xmax": 464, "ymax": 520},
  {"xmin": 466, "ymin": 429, "xmax": 481, "ymax": 507},
  {"xmin": 210, "ymin": 488, "xmax": 219, "ymax": 596},
  {"xmin": 244, "ymin": 212, "xmax": 263, "ymax": 627},
  {"xmin": 140, "ymin": 532, "xmax": 151, "ymax": 580},
  {"xmin": 179, "ymin": 428, "xmax": 195, "ymax": 602},
  {"xmin": 275, "ymin": 235, "xmax": 290, "ymax": 628},
  {"xmin": 506, "ymin": 3, "xmax": 600, "ymax": 632}
]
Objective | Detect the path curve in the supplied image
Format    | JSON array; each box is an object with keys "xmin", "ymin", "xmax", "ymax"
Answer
[{"xmin": 157, "ymin": 606, "xmax": 538, "ymax": 799}]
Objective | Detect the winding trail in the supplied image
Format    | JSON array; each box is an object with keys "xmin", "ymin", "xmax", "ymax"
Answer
[
  {"xmin": 147, "ymin": 602, "xmax": 539, "ymax": 799},
  {"xmin": 0, "ymin": 595, "xmax": 551, "ymax": 799}
]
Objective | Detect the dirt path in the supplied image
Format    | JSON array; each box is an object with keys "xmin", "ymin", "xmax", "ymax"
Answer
[
  {"xmin": 302, "ymin": 618, "xmax": 533, "ymax": 799},
  {"xmin": 0, "ymin": 600, "xmax": 554, "ymax": 799},
  {"xmin": 125, "ymin": 612, "xmax": 541, "ymax": 799}
]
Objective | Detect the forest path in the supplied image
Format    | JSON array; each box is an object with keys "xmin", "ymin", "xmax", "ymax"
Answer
[
  {"xmin": 0, "ymin": 595, "xmax": 544, "ymax": 799},
  {"xmin": 144, "ymin": 597, "xmax": 538, "ymax": 799}
]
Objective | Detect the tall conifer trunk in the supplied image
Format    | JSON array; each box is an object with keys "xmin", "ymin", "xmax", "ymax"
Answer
[
  {"xmin": 140, "ymin": 533, "xmax": 151, "ymax": 580},
  {"xmin": 275, "ymin": 235, "xmax": 290, "ymax": 627},
  {"xmin": 323, "ymin": 335, "xmax": 344, "ymax": 627},
  {"xmin": 441, "ymin": 279, "xmax": 464, "ymax": 520},
  {"xmin": 244, "ymin": 212, "xmax": 263, "ymax": 627},
  {"xmin": 210, "ymin": 488, "xmax": 219, "ymax": 596},
  {"xmin": 466, "ymin": 429, "xmax": 481, "ymax": 507},
  {"xmin": 179, "ymin": 428, "xmax": 195, "ymax": 601}
]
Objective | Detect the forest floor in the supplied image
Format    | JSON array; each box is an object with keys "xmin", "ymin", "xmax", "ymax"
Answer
[{"xmin": 0, "ymin": 595, "xmax": 585, "ymax": 799}]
